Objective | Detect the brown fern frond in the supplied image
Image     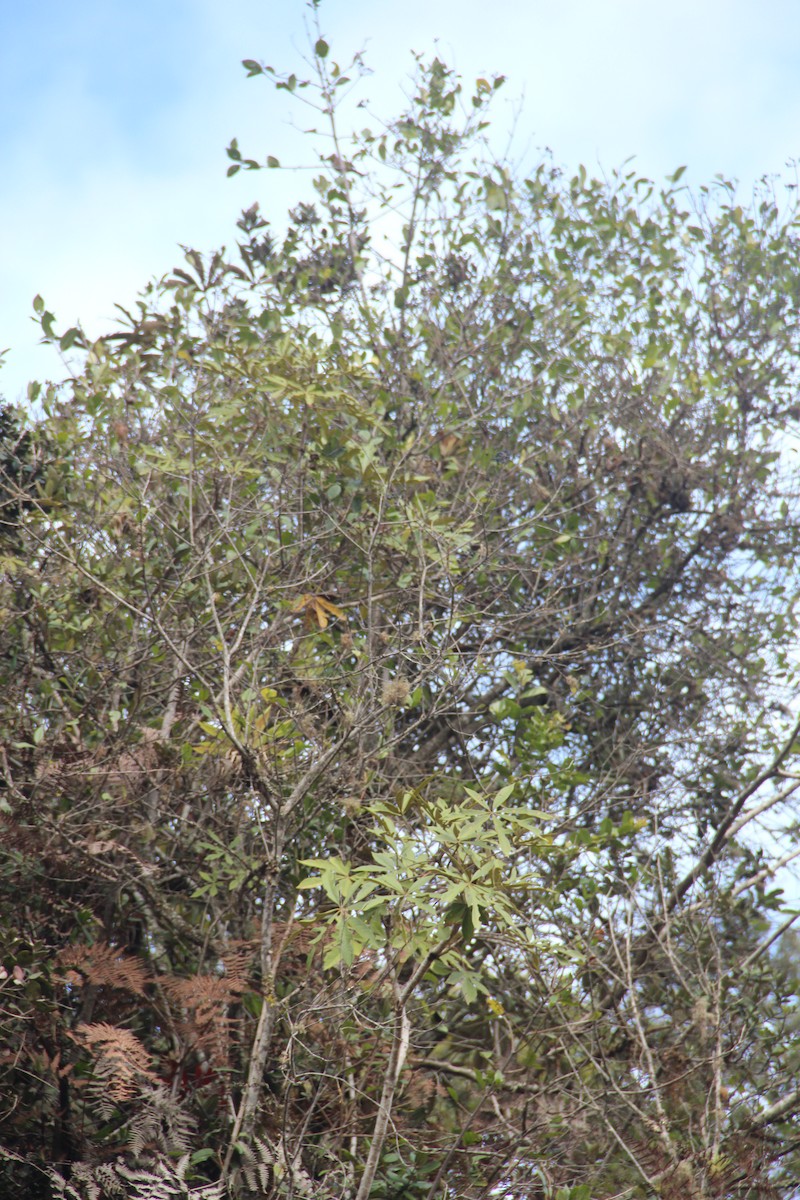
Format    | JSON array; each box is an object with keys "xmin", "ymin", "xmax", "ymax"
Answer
[
  {"xmin": 57, "ymin": 941, "xmax": 150, "ymax": 996},
  {"xmin": 219, "ymin": 939, "xmax": 256, "ymax": 991},
  {"xmin": 70, "ymin": 1022, "xmax": 158, "ymax": 1101},
  {"xmin": 161, "ymin": 975, "xmax": 238, "ymax": 1065},
  {"xmin": 404, "ymin": 1068, "xmax": 438, "ymax": 1112},
  {"xmin": 162, "ymin": 974, "xmax": 235, "ymax": 1009}
]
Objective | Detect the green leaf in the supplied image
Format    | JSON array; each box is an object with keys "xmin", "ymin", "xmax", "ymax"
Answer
[
  {"xmin": 484, "ymin": 182, "xmax": 507, "ymax": 211},
  {"xmin": 340, "ymin": 924, "xmax": 354, "ymax": 967},
  {"xmin": 190, "ymin": 1148, "xmax": 217, "ymax": 1165},
  {"xmin": 461, "ymin": 973, "xmax": 478, "ymax": 1003},
  {"xmin": 314, "ymin": 38, "xmax": 329, "ymax": 59},
  {"xmin": 59, "ymin": 328, "xmax": 80, "ymax": 351},
  {"xmin": 492, "ymin": 818, "xmax": 513, "ymax": 856}
]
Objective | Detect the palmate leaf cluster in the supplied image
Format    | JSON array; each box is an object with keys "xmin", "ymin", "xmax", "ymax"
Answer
[{"xmin": 3, "ymin": 30, "xmax": 800, "ymax": 1200}]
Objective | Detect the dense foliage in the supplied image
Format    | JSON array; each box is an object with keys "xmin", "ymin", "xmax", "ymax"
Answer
[{"xmin": 3, "ymin": 29, "xmax": 800, "ymax": 1200}]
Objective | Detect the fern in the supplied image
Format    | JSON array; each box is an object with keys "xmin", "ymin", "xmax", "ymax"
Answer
[
  {"xmin": 162, "ymin": 964, "xmax": 251, "ymax": 1068},
  {"xmin": 217, "ymin": 941, "xmax": 256, "ymax": 993},
  {"xmin": 49, "ymin": 1161, "xmax": 125, "ymax": 1199},
  {"xmin": 51, "ymin": 1156, "xmax": 224, "ymax": 1200},
  {"xmin": 116, "ymin": 1156, "xmax": 224, "ymax": 1200},
  {"xmin": 57, "ymin": 942, "xmax": 150, "ymax": 996},
  {"xmin": 237, "ymin": 1136, "xmax": 275, "ymax": 1194},
  {"xmin": 127, "ymin": 1086, "xmax": 197, "ymax": 1158},
  {"xmin": 69, "ymin": 1022, "xmax": 158, "ymax": 1101}
]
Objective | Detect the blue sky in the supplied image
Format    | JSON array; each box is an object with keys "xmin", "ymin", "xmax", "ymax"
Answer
[{"xmin": 3, "ymin": 0, "xmax": 800, "ymax": 404}]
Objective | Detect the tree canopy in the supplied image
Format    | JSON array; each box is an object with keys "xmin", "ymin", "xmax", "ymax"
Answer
[{"xmin": 3, "ymin": 28, "xmax": 800, "ymax": 1200}]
